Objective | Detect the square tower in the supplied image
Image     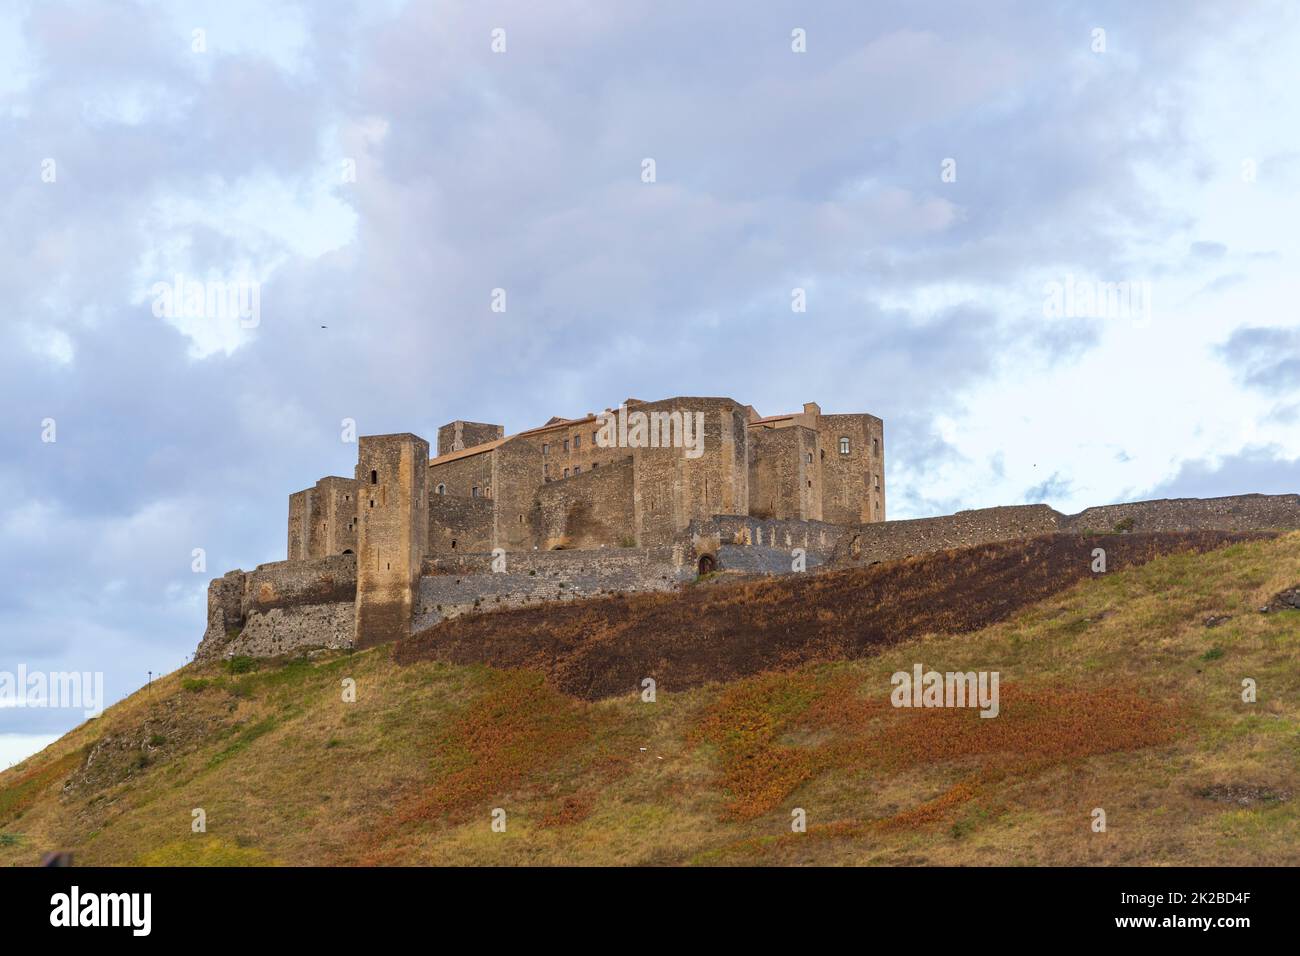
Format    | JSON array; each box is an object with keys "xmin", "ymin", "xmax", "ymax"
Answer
[{"xmin": 353, "ymin": 433, "xmax": 429, "ymax": 648}]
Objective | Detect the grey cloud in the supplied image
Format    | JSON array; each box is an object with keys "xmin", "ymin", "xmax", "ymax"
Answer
[
  {"xmin": 1216, "ymin": 326, "xmax": 1300, "ymax": 394},
  {"xmin": 0, "ymin": 0, "xmax": 1276, "ymax": 743},
  {"xmin": 1140, "ymin": 445, "xmax": 1300, "ymax": 500}
]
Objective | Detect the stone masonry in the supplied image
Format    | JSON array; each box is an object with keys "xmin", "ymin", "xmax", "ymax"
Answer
[{"xmin": 193, "ymin": 390, "xmax": 1300, "ymax": 660}]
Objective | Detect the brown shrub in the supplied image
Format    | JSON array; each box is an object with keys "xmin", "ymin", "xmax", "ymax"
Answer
[{"xmin": 396, "ymin": 531, "xmax": 1267, "ymax": 700}]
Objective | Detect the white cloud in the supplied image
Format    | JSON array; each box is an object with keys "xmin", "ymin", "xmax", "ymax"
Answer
[{"xmin": 0, "ymin": 733, "xmax": 60, "ymax": 769}]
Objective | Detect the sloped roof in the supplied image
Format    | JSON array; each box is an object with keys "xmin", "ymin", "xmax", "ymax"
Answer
[{"xmin": 428, "ymin": 413, "xmax": 601, "ymax": 467}]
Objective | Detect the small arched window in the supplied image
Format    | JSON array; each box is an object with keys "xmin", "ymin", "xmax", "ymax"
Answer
[
  {"xmin": 436, "ymin": 483, "xmax": 445, "ymax": 495},
  {"xmin": 370, "ymin": 469, "xmax": 378, "ymax": 484},
  {"xmin": 839, "ymin": 437, "xmax": 850, "ymax": 455}
]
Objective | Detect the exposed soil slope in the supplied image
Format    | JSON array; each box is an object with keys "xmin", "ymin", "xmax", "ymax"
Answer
[{"xmin": 396, "ymin": 531, "xmax": 1269, "ymax": 698}]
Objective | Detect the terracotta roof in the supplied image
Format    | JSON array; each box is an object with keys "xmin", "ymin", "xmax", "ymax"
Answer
[
  {"xmin": 428, "ymin": 414, "xmax": 601, "ymax": 467},
  {"xmin": 748, "ymin": 414, "xmax": 795, "ymax": 426},
  {"xmin": 427, "ymin": 437, "xmax": 507, "ymax": 466}
]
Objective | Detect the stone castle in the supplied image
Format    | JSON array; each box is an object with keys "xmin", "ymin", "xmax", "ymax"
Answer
[
  {"xmin": 196, "ymin": 394, "xmax": 1300, "ymax": 663},
  {"xmin": 279, "ymin": 397, "xmax": 883, "ymax": 648}
]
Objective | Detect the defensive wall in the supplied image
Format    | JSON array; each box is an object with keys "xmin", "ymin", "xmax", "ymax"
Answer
[{"xmin": 196, "ymin": 493, "xmax": 1300, "ymax": 660}]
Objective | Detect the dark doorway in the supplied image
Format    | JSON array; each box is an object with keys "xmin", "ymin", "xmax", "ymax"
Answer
[
  {"xmin": 341, "ymin": 549, "xmax": 354, "ymax": 555},
  {"xmin": 697, "ymin": 554, "xmax": 716, "ymax": 575}
]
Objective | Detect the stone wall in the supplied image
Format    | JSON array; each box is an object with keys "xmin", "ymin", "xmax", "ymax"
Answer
[
  {"xmin": 535, "ymin": 455, "xmax": 635, "ymax": 549},
  {"xmin": 241, "ymin": 554, "xmax": 357, "ymax": 616},
  {"xmin": 838, "ymin": 504, "xmax": 1062, "ymax": 565},
  {"xmin": 413, "ymin": 545, "xmax": 689, "ymax": 630},
  {"xmin": 818, "ymin": 413, "xmax": 884, "ymax": 524},
  {"xmin": 427, "ymin": 448, "xmax": 493, "ymax": 500},
  {"xmin": 689, "ymin": 514, "xmax": 845, "ymax": 565},
  {"xmin": 427, "ymin": 492, "xmax": 495, "ymax": 553},
  {"xmin": 1062, "ymin": 494, "xmax": 1300, "ymax": 533},
  {"xmin": 287, "ymin": 488, "xmax": 313, "ymax": 561},
  {"xmin": 225, "ymin": 603, "xmax": 355, "ymax": 659},
  {"xmin": 632, "ymin": 397, "xmax": 751, "ymax": 546},
  {"xmin": 493, "ymin": 433, "xmax": 549, "ymax": 552},
  {"xmin": 831, "ymin": 494, "xmax": 1300, "ymax": 568},
  {"xmin": 354, "ymin": 433, "xmax": 428, "ymax": 649},
  {"xmin": 195, "ymin": 555, "xmax": 356, "ymax": 660},
  {"xmin": 716, "ymin": 543, "xmax": 829, "ymax": 574},
  {"xmin": 307, "ymin": 476, "xmax": 359, "ymax": 557},
  {"xmin": 748, "ymin": 424, "xmax": 819, "ymax": 521},
  {"xmin": 200, "ymin": 492, "xmax": 1300, "ymax": 660},
  {"xmin": 437, "ymin": 420, "xmax": 503, "ymax": 456}
]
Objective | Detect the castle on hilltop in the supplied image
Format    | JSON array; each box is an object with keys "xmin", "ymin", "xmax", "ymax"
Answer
[
  {"xmin": 289, "ymin": 397, "xmax": 885, "ymax": 560},
  {"xmin": 276, "ymin": 396, "xmax": 883, "ymax": 646},
  {"xmin": 196, "ymin": 393, "xmax": 1300, "ymax": 665}
]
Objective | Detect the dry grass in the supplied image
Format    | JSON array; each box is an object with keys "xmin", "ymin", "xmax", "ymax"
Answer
[{"xmin": 1, "ymin": 531, "xmax": 1296, "ymax": 866}]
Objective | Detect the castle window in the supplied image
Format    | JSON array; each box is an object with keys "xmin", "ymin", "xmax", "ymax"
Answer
[
  {"xmin": 519, "ymin": 514, "xmax": 525, "ymax": 524},
  {"xmin": 436, "ymin": 483, "xmax": 445, "ymax": 495},
  {"xmin": 564, "ymin": 468, "xmax": 570, "ymax": 478},
  {"xmin": 370, "ymin": 469, "xmax": 377, "ymax": 484},
  {"xmin": 472, "ymin": 486, "xmax": 479, "ymax": 498},
  {"xmin": 574, "ymin": 434, "xmax": 581, "ymax": 450},
  {"xmin": 451, "ymin": 540, "xmax": 457, "ymax": 549},
  {"xmin": 574, "ymin": 466, "xmax": 581, "ymax": 475},
  {"xmin": 592, "ymin": 430, "xmax": 599, "ymax": 446},
  {"xmin": 563, "ymin": 438, "xmax": 569, "ymax": 452},
  {"xmin": 543, "ymin": 443, "xmax": 549, "ymax": 456},
  {"xmin": 873, "ymin": 438, "xmax": 879, "ymax": 456},
  {"xmin": 807, "ymin": 479, "xmax": 812, "ymax": 488},
  {"xmin": 806, "ymin": 453, "xmax": 813, "ymax": 463},
  {"xmin": 592, "ymin": 461, "xmax": 598, "ymax": 469},
  {"xmin": 839, "ymin": 437, "xmax": 850, "ymax": 455},
  {"xmin": 874, "ymin": 474, "xmax": 880, "ymax": 488},
  {"xmin": 543, "ymin": 463, "xmax": 549, "ymax": 476}
]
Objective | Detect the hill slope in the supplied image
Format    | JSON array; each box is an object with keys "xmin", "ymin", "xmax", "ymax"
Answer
[{"xmin": 2, "ymin": 532, "xmax": 1298, "ymax": 866}]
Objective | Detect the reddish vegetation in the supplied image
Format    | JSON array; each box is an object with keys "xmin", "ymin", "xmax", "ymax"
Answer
[
  {"xmin": 0, "ymin": 752, "xmax": 80, "ymax": 827},
  {"xmin": 692, "ymin": 668, "xmax": 1185, "ymax": 824},
  {"xmin": 395, "ymin": 531, "xmax": 1266, "ymax": 700},
  {"xmin": 356, "ymin": 669, "xmax": 593, "ymax": 863}
]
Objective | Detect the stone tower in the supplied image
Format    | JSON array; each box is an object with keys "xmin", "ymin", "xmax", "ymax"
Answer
[{"xmin": 353, "ymin": 433, "xmax": 429, "ymax": 648}]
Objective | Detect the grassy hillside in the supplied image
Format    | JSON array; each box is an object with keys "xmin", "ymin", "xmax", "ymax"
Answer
[{"xmin": 2, "ymin": 532, "xmax": 1298, "ymax": 866}]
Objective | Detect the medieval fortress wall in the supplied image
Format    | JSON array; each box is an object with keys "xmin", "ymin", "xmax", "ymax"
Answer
[{"xmin": 194, "ymin": 393, "xmax": 1300, "ymax": 661}]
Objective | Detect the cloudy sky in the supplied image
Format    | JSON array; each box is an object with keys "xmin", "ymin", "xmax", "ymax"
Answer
[{"xmin": 2, "ymin": 0, "xmax": 1298, "ymax": 763}]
